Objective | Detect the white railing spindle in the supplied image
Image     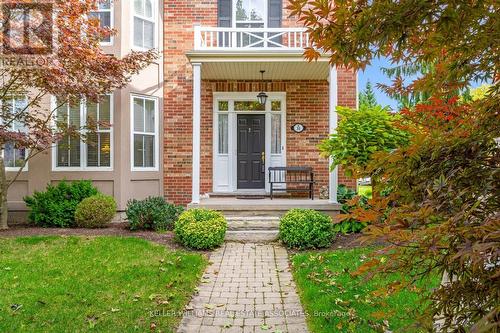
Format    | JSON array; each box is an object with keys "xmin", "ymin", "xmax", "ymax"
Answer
[{"xmin": 193, "ymin": 26, "xmax": 308, "ymax": 51}]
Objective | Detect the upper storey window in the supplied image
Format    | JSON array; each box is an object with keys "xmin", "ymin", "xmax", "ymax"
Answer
[
  {"xmin": 133, "ymin": 0, "xmax": 155, "ymax": 49},
  {"xmin": 90, "ymin": 0, "xmax": 113, "ymax": 44},
  {"xmin": 235, "ymin": 0, "xmax": 266, "ymax": 28},
  {"xmin": 218, "ymin": 0, "xmax": 282, "ymax": 29}
]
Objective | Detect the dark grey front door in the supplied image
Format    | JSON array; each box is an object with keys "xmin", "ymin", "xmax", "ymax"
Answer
[{"xmin": 237, "ymin": 114, "xmax": 265, "ymax": 189}]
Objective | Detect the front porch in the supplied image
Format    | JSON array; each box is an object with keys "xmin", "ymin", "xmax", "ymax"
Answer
[
  {"xmin": 188, "ymin": 197, "xmax": 342, "ymax": 218},
  {"xmin": 189, "ymin": 196, "xmax": 342, "ymax": 242},
  {"xmin": 186, "ymin": 25, "xmax": 351, "ymax": 207}
]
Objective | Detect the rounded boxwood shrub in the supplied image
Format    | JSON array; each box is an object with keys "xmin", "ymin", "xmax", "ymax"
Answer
[
  {"xmin": 279, "ymin": 209, "xmax": 335, "ymax": 249},
  {"xmin": 126, "ymin": 197, "xmax": 183, "ymax": 231},
  {"xmin": 174, "ymin": 209, "xmax": 227, "ymax": 250},
  {"xmin": 74, "ymin": 194, "xmax": 117, "ymax": 228},
  {"xmin": 24, "ymin": 180, "xmax": 99, "ymax": 228}
]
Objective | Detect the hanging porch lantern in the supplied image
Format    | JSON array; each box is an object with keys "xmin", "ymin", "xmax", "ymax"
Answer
[{"xmin": 257, "ymin": 70, "xmax": 268, "ymax": 105}]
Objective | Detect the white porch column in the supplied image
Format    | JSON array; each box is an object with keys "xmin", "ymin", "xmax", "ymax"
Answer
[
  {"xmin": 192, "ymin": 63, "xmax": 202, "ymax": 204},
  {"xmin": 328, "ymin": 66, "xmax": 339, "ymax": 204}
]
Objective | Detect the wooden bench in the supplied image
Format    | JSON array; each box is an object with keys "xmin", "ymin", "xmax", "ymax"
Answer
[{"xmin": 268, "ymin": 167, "xmax": 315, "ymax": 200}]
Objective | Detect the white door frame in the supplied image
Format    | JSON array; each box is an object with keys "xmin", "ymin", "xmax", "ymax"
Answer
[{"xmin": 213, "ymin": 92, "xmax": 286, "ymax": 193}]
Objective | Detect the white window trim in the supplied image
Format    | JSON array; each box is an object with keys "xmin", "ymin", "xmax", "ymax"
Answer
[
  {"xmin": 233, "ymin": 0, "xmax": 268, "ymax": 28},
  {"xmin": 92, "ymin": 0, "xmax": 114, "ymax": 46},
  {"xmin": 131, "ymin": 0, "xmax": 157, "ymax": 51},
  {"xmin": 212, "ymin": 92, "xmax": 286, "ymax": 193},
  {"xmin": 1, "ymin": 96, "xmax": 29, "ymax": 172},
  {"xmin": 51, "ymin": 95, "xmax": 114, "ymax": 172},
  {"xmin": 2, "ymin": 150, "xmax": 29, "ymax": 172},
  {"xmin": 130, "ymin": 94, "xmax": 159, "ymax": 172}
]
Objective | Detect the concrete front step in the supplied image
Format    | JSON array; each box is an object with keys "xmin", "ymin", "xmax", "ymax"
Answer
[
  {"xmin": 225, "ymin": 230, "xmax": 279, "ymax": 242},
  {"xmin": 226, "ymin": 216, "xmax": 280, "ymax": 231},
  {"xmin": 189, "ymin": 198, "xmax": 341, "ymax": 218}
]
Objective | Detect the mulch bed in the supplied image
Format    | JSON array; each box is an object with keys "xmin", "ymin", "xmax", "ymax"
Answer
[
  {"xmin": 331, "ymin": 233, "xmax": 365, "ymax": 249},
  {"xmin": 0, "ymin": 223, "xmax": 184, "ymax": 250}
]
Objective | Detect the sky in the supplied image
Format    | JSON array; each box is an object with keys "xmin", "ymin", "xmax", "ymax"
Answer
[
  {"xmin": 357, "ymin": 57, "xmax": 399, "ymax": 110},
  {"xmin": 359, "ymin": 57, "xmax": 489, "ymax": 110}
]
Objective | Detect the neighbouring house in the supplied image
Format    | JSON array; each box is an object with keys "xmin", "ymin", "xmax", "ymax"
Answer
[{"xmin": 5, "ymin": 0, "xmax": 357, "ymax": 222}]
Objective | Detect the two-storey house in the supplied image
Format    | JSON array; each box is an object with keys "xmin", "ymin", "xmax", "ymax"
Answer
[{"xmin": 7, "ymin": 0, "xmax": 357, "ymax": 222}]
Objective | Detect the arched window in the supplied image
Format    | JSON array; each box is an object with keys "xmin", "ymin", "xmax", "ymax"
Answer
[{"xmin": 133, "ymin": 0, "xmax": 155, "ymax": 49}]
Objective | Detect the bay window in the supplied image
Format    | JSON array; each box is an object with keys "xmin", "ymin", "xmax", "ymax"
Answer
[
  {"xmin": 86, "ymin": 97, "xmax": 112, "ymax": 167},
  {"xmin": 2, "ymin": 97, "xmax": 28, "ymax": 170},
  {"xmin": 132, "ymin": 96, "xmax": 158, "ymax": 170},
  {"xmin": 54, "ymin": 95, "xmax": 113, "ymax": 170}
]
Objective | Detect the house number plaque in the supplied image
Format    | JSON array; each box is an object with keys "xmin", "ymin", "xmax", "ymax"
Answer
[{"xmin": 291, "ymin": 123, "xmax": 305, "ymax": 133}]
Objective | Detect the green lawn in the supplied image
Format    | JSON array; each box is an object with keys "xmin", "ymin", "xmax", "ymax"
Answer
[
  {"xmin": 0, "ymin": 236, "xmax": 207, "ymax": 332},
  {"xmin": 292, "ymin": 248, "xmax": 438, "ymax": 333},
  {"xmin": 358, "ymin": 185, "xmax": 373, "ymax": 198}
]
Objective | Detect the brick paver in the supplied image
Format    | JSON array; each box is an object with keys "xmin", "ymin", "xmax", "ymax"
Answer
[{"xmin": 177, "ymin": 243, "xmax": 308, "ymax": 333}]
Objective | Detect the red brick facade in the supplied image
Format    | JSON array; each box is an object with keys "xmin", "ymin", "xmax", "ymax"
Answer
[
  {"xmin": 164, "ymin": 1, "xmax": 357, "ymax": 205},
  {"xmin": 164, "ymin": 1, "xmax": 217, "ymax": 204}
]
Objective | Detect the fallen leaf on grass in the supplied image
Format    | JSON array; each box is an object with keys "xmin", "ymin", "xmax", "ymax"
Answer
[
  {"xmin": 86, "ymin": 315, "xmax": 98, "ymax": 329},
  {"xmin": 10, "ymin": 304, "xmax": 22, "ymax": 312},
  {"xmin": 111, "ymin": 308, "xmax": 120, "ymax": 313},
  {"xmin": 370, "ymin": 311, "xmax": 387, "ymax": 319}
]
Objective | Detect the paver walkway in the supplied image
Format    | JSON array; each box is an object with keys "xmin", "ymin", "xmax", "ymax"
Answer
[{"xmin": 177, "ymin": 243, "xmax": 309, "ymax": 333}]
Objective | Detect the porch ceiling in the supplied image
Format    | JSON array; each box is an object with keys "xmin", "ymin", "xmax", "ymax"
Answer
[
  {"xmin": 201, "ymin": 61, "xmax": 329, "ymax": 80},
  {"xmin": 186, "ymin": 50, "xmax": 330, "ymax": 80}
]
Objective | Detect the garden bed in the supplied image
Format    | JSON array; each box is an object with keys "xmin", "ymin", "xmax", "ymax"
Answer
[
  {"xmin": 0, "ymin": 236, "xmax": 207, "ymax": 332},
  {"xmin": 0, "ymin": 223, "xmax": 181, "ymax": 249}
]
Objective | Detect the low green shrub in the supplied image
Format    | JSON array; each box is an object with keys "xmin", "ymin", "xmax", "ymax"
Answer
[
  {"xmin": 279, "ymin": 209, "xmax": 335, "ymax": 249},
  {"xmin": 74, "ymin": 194, "xmax": 117, "ymax": 228},
  {"xmin": 333, "ymin": 184, "xmax": 369, "ymax": 235},
  {"xmin": 174, "ymin": 209, "xmax": 227, "ymax": 250},
  {"xmin": 337, "ymin": 184, "xmax": 356, "ymax": 203},
  {"xmin": 24, "ymin": 180, "xmax": 99, "ymax": 228},
  {"xmin": 126, "ymin": 197, "xmax": 183, "ymax": 231}
]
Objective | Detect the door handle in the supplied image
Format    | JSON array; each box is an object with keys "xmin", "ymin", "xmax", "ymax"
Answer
[{"xmin": 261, "ymin": 152, "xmax": 265, "ymax": 173}]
